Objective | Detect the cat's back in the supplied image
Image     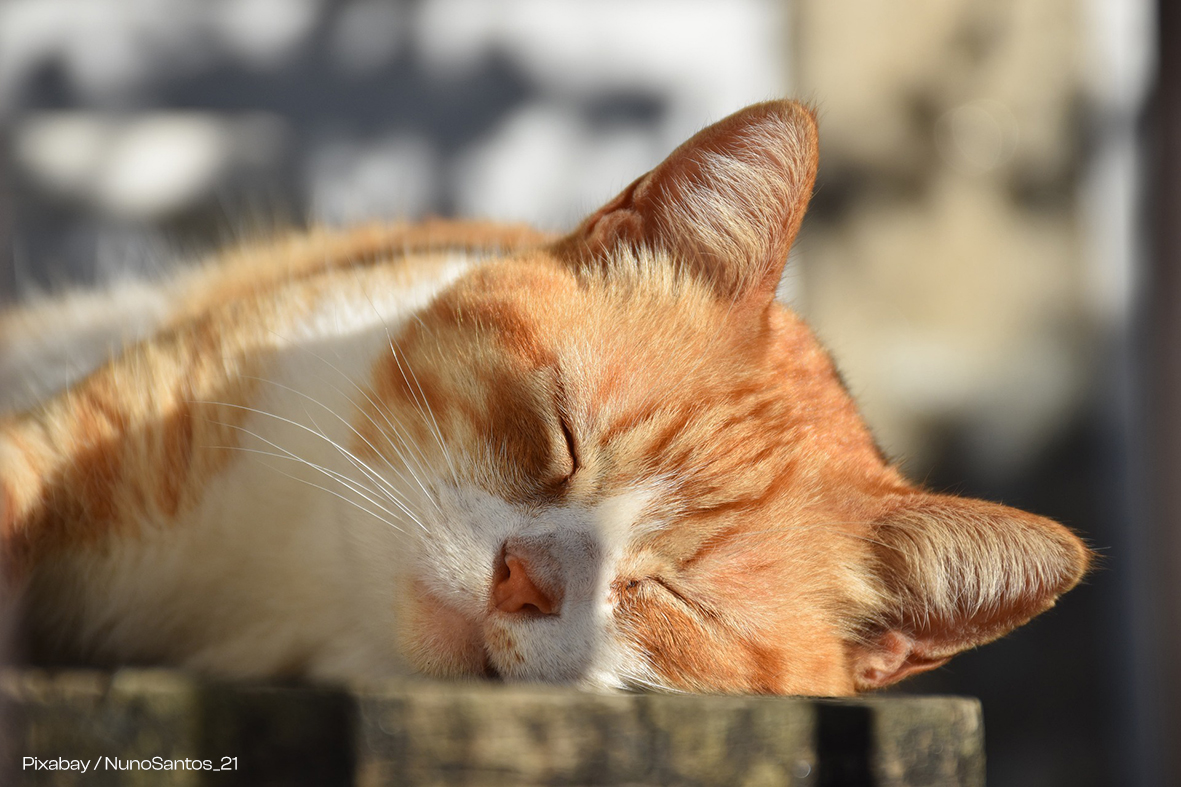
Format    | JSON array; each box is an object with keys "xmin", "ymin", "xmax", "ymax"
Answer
[{"xmin": 0, "ymin": 221, "xmax": 551, "ymax": 415}]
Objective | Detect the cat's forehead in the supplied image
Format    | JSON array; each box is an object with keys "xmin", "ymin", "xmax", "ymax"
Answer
[
  {"xmin": 433, "ymin": 249, "xmax": 813, "ymax": 369},
  {"xmin": 421, "ymin": 250, "xmax": 890, "ymax": 470}
]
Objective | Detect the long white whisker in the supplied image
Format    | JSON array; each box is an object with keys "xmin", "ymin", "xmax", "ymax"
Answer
[
  {"xmin": 211, "ymin": 444, "xmax": 414, "ymax": 533},
  {"xmin": 297, "ymin": 404, "xmax": 428, "ymax": 525},
  {"xmin": 237, "ymin": 372, "xmax": 440, "ymax": 515},
  {"xmin": 206, "ymin": 438, "xmax": 417, "ymax": 534},
  {"xmin": 389, "ymin": 321, "xmax": 458, "ymax": 483},
  {"xmin": 346, "ymin": 286, "xmax": 454, "ymax": 487},
  {"xmin": 195, "ymin": 405, "xmax": 428, "ymax": 532},
  {"xmin": 218, "ymin": 420, "xmax": 420, "ymax": 531},
  {"xmin": 258, "ymin": 330, "xmax": 438, "ymax": 486}
]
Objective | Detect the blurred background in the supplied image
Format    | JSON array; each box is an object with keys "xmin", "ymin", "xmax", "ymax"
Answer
[{"xmin": 0, "ymin": 0, "xmax": 1170, "ymax": 785}]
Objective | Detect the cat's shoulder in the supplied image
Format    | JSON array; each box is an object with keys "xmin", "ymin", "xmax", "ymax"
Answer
[
  {"xmin": 171, "ymin": 219, "xmax": 552, "ymax": 320},
  {"xmin": 0, "ymin": 220, "xmax": 553, "ymax": 415}
]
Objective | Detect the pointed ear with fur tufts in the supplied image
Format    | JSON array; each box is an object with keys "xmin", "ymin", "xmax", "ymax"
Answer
[
  {"xmin": 849, "ymin": 493, "xmax": 1092, "ymax": 691},
  {"xmin": 551, "ymin": 100, "xmax": 819, "ymax": 310}
]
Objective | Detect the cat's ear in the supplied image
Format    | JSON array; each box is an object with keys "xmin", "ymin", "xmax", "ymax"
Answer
[
  {"xmin": 553, "ymin": 100, "xmax": 818, "ymax": 308},
  {"xmin": 850, "ymin": 494, "xmax": 1092, "ymax": 691}
]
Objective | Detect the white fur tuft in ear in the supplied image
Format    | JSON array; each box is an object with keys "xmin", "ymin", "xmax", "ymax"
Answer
[
  {"xmin": 851, "ymin": 493, "xmax": 1091, "ymax": 690},
  {"xmin": 554, "ymin": 100, "xmax": 819, "ymax": 307}
]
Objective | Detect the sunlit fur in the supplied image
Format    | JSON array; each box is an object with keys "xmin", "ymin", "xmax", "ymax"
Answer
[{"xmin": 0, "ymin": 102, "xmax": 1090, "ymax": 694}]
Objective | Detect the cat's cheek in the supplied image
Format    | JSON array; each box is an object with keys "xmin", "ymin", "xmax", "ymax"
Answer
[{"xmin": 401, "ymin": 581, "xmax": 488, "ymax": 678}]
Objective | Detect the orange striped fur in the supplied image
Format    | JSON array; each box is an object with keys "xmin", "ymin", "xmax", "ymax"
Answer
[{"xmin": 0, "ymin": 101, "xmax": 1090, "ymax": 693}]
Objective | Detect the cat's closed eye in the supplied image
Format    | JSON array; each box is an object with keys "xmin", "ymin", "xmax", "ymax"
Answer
[{"xmin": 557, "ymin": 414, "xmax": 579, "ymax": 484}]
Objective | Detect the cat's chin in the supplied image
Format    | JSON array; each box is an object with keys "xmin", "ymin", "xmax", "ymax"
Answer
[{"xmin": 404, "ymin": 576, "xmax": 611, "ymax": 685}]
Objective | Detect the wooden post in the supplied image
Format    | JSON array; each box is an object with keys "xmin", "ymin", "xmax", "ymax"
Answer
[{"xmin": 2, "ymin": 669, "xmax": 983, "ymax": 787}]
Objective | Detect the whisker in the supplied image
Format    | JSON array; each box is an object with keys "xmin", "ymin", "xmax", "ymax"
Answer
[
  {"xmin": 258, "ymin": 328, "xmax": 438, "ymax": 489},
  {"xmin": 208, "ymin": 442, "xmax": 415, "ymax": 534},
  {"xmin": 237, "ymin": 372, "xmax": 440, "ymax": 515},
  {"xmin": 195, "ymin": 405, "xmax": 428, "ymax": 532},
  {"xmin": 387, "ymin": 331, "xmax": 459, "ymax": 484},
  {"xmin": 325, "ymin": 381, "xmax": 441, "ymax": 513},
  {"xmin": 213, "ymin": 419, "xmax": 420, "ymax": 531},
  {"xmin": 343, "ymin": 284, "xmax": 458, "ymax": 488},
  {"xmin": 297, "ymin": 404, "xmax": 430, "ymax": 526}
]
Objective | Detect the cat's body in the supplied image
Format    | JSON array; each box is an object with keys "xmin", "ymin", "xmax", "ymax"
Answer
[
  {"xmin": 1, "ymin": 226, "xmax": 505, "ymax": 682},
  {"xmin": 0, "ymin": 102, "xmax": 1090, "ymax": 695}
]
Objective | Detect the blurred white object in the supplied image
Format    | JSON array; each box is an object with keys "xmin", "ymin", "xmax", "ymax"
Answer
[
  {"xmin": 309, "ymin": 133, "xmax": 440, "ymax": 224},
  {"xmin": 414, "ymin": 0, "xmax": 786, "ymax": 121},
  {"xmin": 453, "ymin": 104, "xmax": 657, "ymax": 229},
  {"xmin": 14, "ymin": 113, "xmax": 288, "ymax": 219}
]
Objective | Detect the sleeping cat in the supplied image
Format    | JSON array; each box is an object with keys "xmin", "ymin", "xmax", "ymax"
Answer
[{"xmin": 0, "ymin": 100, "xmax": 1089, "ymax": 695}]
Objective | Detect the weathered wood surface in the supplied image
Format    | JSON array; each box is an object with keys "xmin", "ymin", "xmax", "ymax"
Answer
[{"xmin": 1, "ymin": 670, "xmax": 983, "ymax": 786}]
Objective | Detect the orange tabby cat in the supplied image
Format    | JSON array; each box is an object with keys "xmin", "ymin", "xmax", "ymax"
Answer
[{"xmin": 0, "ymin": 101, "xmax": 1089, "ymax": 694}]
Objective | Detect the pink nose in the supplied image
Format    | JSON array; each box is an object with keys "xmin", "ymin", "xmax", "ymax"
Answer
[{"xmin": 491, "ymin": 551, "xmax": 560, "ymax": 615}]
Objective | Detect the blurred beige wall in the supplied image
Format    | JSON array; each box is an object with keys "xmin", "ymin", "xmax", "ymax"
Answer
[{"xmin": 791, "ymin": 0, "xmax": 1103, "ymax": 478}]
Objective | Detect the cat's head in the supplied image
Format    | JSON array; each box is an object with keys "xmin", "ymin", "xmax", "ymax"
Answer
[{"xmin": 363, "ymin": 101, "xmax": 1091, "ymax": 694}]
